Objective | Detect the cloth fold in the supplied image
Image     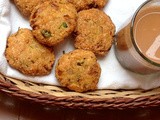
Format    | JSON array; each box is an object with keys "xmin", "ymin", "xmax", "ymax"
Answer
[{"xmin": 0, "ymin": 0, "xmax": 160, "ymax": 90}]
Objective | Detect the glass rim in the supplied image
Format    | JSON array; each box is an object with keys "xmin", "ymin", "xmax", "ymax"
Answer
[{"xmin": 130, "ymin": 0, "xmax": 160, "ymax": 67}]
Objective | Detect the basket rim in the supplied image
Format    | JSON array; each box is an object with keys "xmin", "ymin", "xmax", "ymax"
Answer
[{"xmin": 0, "ymin": 76, "xmax": 160, "ymax": 110}]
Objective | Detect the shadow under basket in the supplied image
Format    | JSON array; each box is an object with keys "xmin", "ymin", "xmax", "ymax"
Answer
[{"xmin": 0, "ymin": 74, "xmax": 160, "ymax": 110}]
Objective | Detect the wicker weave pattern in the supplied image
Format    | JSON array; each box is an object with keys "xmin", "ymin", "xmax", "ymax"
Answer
[{"xmin": 0, "ymin": 74, "xmax": 160, "ymax": 109}]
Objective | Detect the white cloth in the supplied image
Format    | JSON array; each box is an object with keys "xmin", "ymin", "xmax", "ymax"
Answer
[{"xmin": 0, "ymin": 0, "xmax": 160, "ymax": 90}]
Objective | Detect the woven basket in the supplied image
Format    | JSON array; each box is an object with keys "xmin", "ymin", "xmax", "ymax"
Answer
[{"xmin": 0, "ymin": 74, "xmax": 160, "ymax": 109}]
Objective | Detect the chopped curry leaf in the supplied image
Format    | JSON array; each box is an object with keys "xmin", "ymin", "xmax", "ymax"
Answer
[
  {"xmin": 41, "ymin": 30, "xmax": 52, "ymax": 38},
  {"xmin": 62, "ymin": 22, "xmax": 68, "ymax": 28},
  {"xmin": 59, "ymin": 22, "xmax": 68, "ymax": 29},
  {"xmin": 77, "ymin": 61, "xmax": 84, "ymax": 66}
]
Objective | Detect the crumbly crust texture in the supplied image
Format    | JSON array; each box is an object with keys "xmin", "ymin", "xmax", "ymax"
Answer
[
  {"xmin": 55, "ymin": 49, "xmax": 101, "ymax": 92},
  {"xmin": 5, "ymin": 28, "xmax": 55, "ymax": 76},
  {"xmin": 13, "ymin": 0, "xmax": 45, "ymax": 18},
  {"xmin": 67, "ymin": 0, "xmax": 107, "ymax": 11},
  {"xmin": 75, "ymin": 8, "xmax": 115, "ymax": 56},
  {"xmin": 30, "ymin": 1, "xmax": 77, "ymax": 46}
]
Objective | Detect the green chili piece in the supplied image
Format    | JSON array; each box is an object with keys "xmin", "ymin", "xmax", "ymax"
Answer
[
  {"xmin": 62, "ymin": 22, "xmax": 68, "ymax": 28},
  {"xmin": 41, "ymin": 30, "xmax": 52, "ymax": 38},
  {"xmin": 59, "ymin": 22, "xmax": 68, "ymax": 29}
]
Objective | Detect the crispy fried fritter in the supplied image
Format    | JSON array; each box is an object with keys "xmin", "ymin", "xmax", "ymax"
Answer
[
  {"xmin": 55, "ymin": 49, "xmax": 101, "ymax": 92},
  {"xmin": 30, "ymin": 1, "xmax": 77, "ymax": 46},
  {"xmin": 52, "ymin": 0, "xmax": 107, "ymax": 11},
  {"xmin": 67, "ymin": 0, "xmax": 107, "ymax": 11},
  {"xmin": 75, "ymin": 9, "xmax": 115, "ymax": 56},
  {"xmin": 5, "ymin": 28, "xmax": 55, "ymax": 76},
  {"xmin": 13, "ymin": 0, "xmax": 47, "ymax": 17}
]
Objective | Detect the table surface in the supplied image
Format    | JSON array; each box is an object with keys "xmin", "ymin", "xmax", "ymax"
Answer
[{"xmin": 0, "ymin": 91, "xmax": 160, "ymax": 120}]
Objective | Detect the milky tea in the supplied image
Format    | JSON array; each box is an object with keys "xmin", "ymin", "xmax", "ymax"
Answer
[{"xmin": 115, "ymin": 0, "xmax": 160, "ymax": 74}]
